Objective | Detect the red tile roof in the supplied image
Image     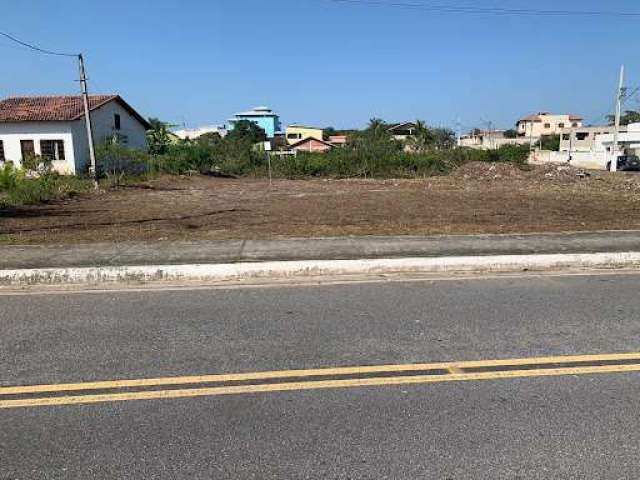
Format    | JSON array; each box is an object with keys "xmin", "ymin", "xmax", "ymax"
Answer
[{"xmin": 0, "ymin": 95, "xmax": 150, "ymax": 127}]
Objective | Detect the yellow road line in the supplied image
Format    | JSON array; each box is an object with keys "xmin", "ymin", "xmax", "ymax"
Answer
[
  {"xmin": 2, "ymin": 363, "xmax": 640, "ymax": 409},
  {"xmin": 2, "ymin": 352, "xmax": 640, "ymax": 396}
]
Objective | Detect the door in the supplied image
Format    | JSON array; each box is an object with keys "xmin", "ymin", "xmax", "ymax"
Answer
[{"xmin": 20, "ymin": 140, "xmax": 35, "ymax": 160}]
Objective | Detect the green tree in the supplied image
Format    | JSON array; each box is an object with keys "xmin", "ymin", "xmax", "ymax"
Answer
[
  {"xmin": 323, "ymin": 126, "xmax": 338, "ymax": 139},
  {"xmin": 431, "ymin": 128, "xmax": 456, "ymax": 150},
  {"xmin": 196, "ymin": 131, "xmax": 223, "ymax": 146},
  {"xmin": 607, "ymin": 110, "xmax": 640, "ymax": 126},
  {"xmin": 503, "ymin": 129, "xmax": 518, "ymax": 138},
  {"xmin": 406, "ymin": 120, "xmax": 434, "ymax": 153},
  {"xmin": 540, "ymin": 134, "xmax": 560, "ymax": 151},
  {"xmin": 227, "ymin": 120, "xmax": 267, "ymax": 144},
  {"xmin": 146, "ymin": 118, "xmax": 176, "ymax": 155}
]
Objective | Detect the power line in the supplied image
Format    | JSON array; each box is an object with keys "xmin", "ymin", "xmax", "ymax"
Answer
[
  {"xmin": 327, "ymin": 0, "xmax": 640, "ymax": 17},
  {"xmin": 0, "ymin": 30, "xmax": 77, "ymax": 57}
]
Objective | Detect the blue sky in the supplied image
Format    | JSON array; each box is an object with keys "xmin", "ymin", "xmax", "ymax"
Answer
[{"xmin": 2, "ymin": 0, "xmax": 639, "ymax": 131}]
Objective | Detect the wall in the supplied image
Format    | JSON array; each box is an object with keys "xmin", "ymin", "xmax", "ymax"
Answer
[
  {"xmin": 285, "ymin": 126, "xmax": 324, "ymax": 145},
  {"xmin": 530, "ymin": 150, "xmax": 608, "ymax": 170},
  {"xmin": 73, "ymin": 100, "xmax": 148, "ymax": 173},
  {"xmin": 460, "ymin": 136, "xmax": 533, "ymax": 150},
  {"xmin": 0, "ymin": 121, "xmax": 76, "ymax": 174}
]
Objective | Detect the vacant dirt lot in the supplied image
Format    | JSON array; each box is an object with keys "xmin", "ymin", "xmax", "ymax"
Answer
[{"xmin": 2, "ymin": 163, "xmax": 640, "ymax": 244}]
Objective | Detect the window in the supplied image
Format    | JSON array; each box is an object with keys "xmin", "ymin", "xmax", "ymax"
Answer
[
  {"xmin": 544, "ymin": 123, "xmax": 551, "ymax": 129},
  {"xmin": 558, "ymin": 123, "xmax": 565, "ymax": 128},
  {"xmin": 287, "ymin": 133, "xmax": 302, "ymax": 140},
  {"xmin": 40, "ymin": 140, "xmax": 65, "ymax": 161},
  {"xmin": 0, "ymin": 140, "xmax": 4, "ymax": 162},
  {"xmin": 114, "ymin": 113, "xmax": 121, "ymax": 130},
  {"xmin": 576, "ymin": 132, "xmax": 589, "ymax": 141},
  {"xmin": 21, "ymin": 140, "xmax": 35, "ymax": 160},
  {"xmin": 562, "ymin": 134, "xmax": 570, "ymax": 141},
  {"xmin": 572, "ymin": 122, "xmax": 579, "ymax": 128}
]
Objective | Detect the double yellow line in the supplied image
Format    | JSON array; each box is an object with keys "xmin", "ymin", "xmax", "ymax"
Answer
[{"xmin": 2, "ymin": 352, "xmax": 640, "ymax": 409}]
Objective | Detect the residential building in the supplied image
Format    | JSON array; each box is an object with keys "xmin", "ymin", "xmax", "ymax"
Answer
[
  {"xmin": 532, "ymin": 123, "xmax": 640, "ymax": 170},
  {"xmin": 593, "ymin": 123, "xmax": 640, "ymax": 156},
  {"xmin": 559, "ymin": 125, "xmax": 622, "ymax": 153},
  {"xmin": 285, "ymin": 125, "xmax": 324, "ymax": 145},
  {"xmin": 328, "ymin": 135, "xmax": 348, "ymax": 146},
  {"xmin": 387, "ymin": 122, "xmax": 416, "ymax": 141},
  {"xmin": 459, "ymin": 129, "xmax": 532, "ymax": 150},
  {"xmin": 228, "ymin": 106, "xmax": 281, "ymax": 139},
  {"xmin": 516, "ymin": 112, "xmax": 583, "ymax": 138},
  {"xmin": 0, "ymin": 95, "xmax": 149, "ymax": 174},
  {"xmin": 288, "ymin": 137, "xmax": 335, "ymax": 153},
  {"xmin": 173, "ymin": 125, "xmax": 227, "ymax": 140}
]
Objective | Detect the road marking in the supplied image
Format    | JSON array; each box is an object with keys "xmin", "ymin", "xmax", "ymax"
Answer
[
  {"xmin": 2, "ymin": 352, "xmax": 640, "ymax": 397},
  {"xmin": 2, "ymin": 363, "xmax": 640, "ymax": 409}
]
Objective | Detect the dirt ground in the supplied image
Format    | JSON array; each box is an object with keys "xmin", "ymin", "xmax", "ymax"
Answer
[{"xmin": 2, "ymin": 163, "xmax": 640, "ymax": 245}]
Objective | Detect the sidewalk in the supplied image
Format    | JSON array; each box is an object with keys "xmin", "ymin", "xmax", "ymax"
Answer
[{"xmin": 2, "ymin": 230, "xmax": 640, "ymax": 270}]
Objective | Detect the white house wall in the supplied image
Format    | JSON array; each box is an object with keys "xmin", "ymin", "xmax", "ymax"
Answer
[
  {"xmin": 72, "ymin": 101, "xmax": 148, "ymax": 173},
  {"xmin": 0, "ymin": 121, "xmax": 76, "ymax": 174}
]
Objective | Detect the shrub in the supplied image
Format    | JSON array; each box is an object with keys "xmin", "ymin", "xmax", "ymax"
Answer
[
  {"xmin": 0, "ymin": 163, "xmax": 23, "ymax": 192},
  {"xmin": 0, "ymin": 172, "xmax": 92, "ymax": 207}
]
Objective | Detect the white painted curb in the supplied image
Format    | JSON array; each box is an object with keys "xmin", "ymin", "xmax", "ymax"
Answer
[{"xmin": 1, "ymin": 252, "xmax": 640, "ymax": 287}]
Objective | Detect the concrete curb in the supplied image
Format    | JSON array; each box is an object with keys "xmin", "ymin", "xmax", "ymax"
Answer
[{"xmin": 2, "ymin": 252, "xmax": 640, "ymax": 287}]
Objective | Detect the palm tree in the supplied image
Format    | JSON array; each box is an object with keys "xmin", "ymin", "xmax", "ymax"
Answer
[
  {"xmin": 406, "ymin": 120, "xmax": 434, "ymax": 153},
  {"xmin": 366, "ymin": 118, "xmax": 389, "ymax": 141}
]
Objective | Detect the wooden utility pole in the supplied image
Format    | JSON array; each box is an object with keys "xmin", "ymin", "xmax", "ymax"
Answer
[{"xmin": 78, "ymin": 54, "xmax": 97, "ymax": 187}]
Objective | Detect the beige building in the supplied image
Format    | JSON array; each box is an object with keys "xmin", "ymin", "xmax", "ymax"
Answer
[
  {"xmin": 285, "ymin": 125, "xmax": 324, "ymax": 145},
  {"xmin": 516, "ymin": 112, "xmax": 583, "ymax": 138},
  {"xmin": 559, "ymin": 125, "xmax": 622, "ymax": 153},
  {"xmin": 459, "ymin": 130, "xmax": 532, "ymax": 150}
]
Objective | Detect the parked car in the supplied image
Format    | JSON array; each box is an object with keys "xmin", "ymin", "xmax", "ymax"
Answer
[{"xmin": 607, "ymin": 155, "xmax": 640, "ymax": 171}]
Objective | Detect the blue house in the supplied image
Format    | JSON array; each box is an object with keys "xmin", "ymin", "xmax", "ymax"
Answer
[{"xmin": 228, "ymin": 106, "xmax": 281, "ymax": 139}]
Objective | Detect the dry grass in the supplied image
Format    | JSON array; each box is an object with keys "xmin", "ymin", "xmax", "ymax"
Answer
[{"xmin": 2, "ymin": 163, "xmax": 640, "ymax": 244}]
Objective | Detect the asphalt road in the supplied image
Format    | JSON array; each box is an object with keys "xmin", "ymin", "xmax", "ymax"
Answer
[{"xmin": 2, "ymin": 272, "xmax": 640, "ymax": 478}]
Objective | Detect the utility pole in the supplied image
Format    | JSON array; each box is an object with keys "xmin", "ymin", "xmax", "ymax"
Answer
[
  {"xmin": 611, "ymin": 64, "xmax": 625, "ymax": 172},
  {"xmin": 568, "ymin": 127, "xmax": 573, "ymax": 164},
  {"xmin": 78, "ymin": 54, "xmax": 97, "ymax": 187}
]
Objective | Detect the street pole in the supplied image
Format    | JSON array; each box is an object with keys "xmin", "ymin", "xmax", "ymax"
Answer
[
  {"xmin": 568, "ymin": 127, "xmax": 573, "ymax": 164},
  {"xmin": 78, "ymin": 54, "xmax": 98, "ymax": 187},
  {"xmin": 611, "ymin": 64, "xmax": 625, "ymax": 173}
]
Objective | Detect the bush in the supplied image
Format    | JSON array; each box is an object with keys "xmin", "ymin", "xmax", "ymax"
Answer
[
  {"xmin": 0, "ymin": 171, "xmax": 92, "ymax": 207},
  {"xmin": 0, "ymin": 163, "xmax": 23, "ymax": 192}
]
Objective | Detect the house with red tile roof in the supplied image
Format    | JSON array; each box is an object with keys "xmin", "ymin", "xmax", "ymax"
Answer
[{"xmin": 0, "ymin": 95, "xmax": 150, "ymax": 174}]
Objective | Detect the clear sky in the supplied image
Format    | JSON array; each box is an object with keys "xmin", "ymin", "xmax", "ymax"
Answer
[{"xmin": 2, "ymin": 0, "xmax": 639, "ymax": 131}]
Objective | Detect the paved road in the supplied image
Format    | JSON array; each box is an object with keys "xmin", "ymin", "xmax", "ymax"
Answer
[{"xmin": 2, "ymin": 272, "xmax": 640, "ymax": 478}]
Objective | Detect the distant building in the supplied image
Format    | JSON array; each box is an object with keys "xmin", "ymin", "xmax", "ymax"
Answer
[
  {"xmin": 0, "ymin": 95, "xmax": 149, "ymax": 174},
  {"xmin": 532, "ymin": 123, "xmax": 640, "ymax": 170},
  {"xmin": 228, "ymin": 106, "xmax": 281, "ymax": 139},
  {"xmin": 387, "ymin": 122, "xmax": 417, "ymax": 142},
  {"xmin": 459, "ymin": 129, "xmax": 532, "ymax": 150},
  {"xmin": 516, "ymin": 112, "xmax": 583, "ymax": 138},
  {"xmin": 559, "ymin": 125, "xmax": 622, "ymax": 153},
  {"xmin": 592, "ymin": 123, "xmax": 640, "ymax": 155},
  {"xmin": 288, "ymin": 137, "xmax": 336, "ymax": 153},
  {"xmin": 328, "ymin": 135, "xmax": 348, "ymax": 146},
  {"xmin": 173, "ymin": 125, "xmax": 227, "ymax": 140},
  {"xmin": 286, "ymin": 125, "xmax": 324, "ymax": 145}
]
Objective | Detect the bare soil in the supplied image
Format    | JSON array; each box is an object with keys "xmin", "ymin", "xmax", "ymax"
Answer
[{"xmin": 2, "ymin": 163, "xmax": 640, "ymax": 244}]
